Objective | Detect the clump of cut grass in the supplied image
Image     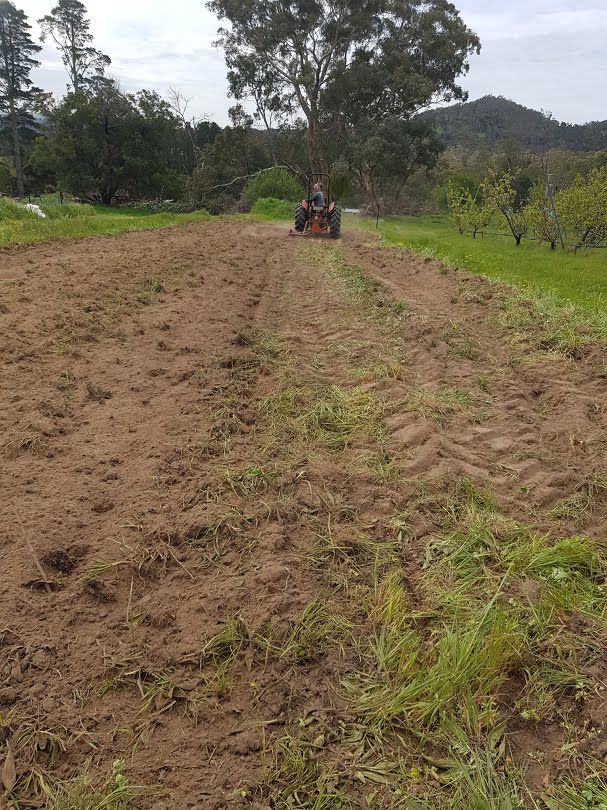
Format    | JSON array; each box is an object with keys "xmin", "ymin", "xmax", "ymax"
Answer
[
  {"xmin": 403, "ymin": 386, "xmax": 471, "ymax": 422},
  {"xmin": 443, "ymin": 322, "xmax": 482, "ymax": 360},
  {"xmin": 551, "ymin": 475, "xmax": 607, "ymax": 523},
  {"xmin": 263, "ymin": 732, "xmax": 350, "ymax": 810},
  {"xmin": 355, "ymin": 359, "xmax": 407, "ymax": 383},
  {"xmin": 200, "ymin": 617, "xmax": 249, "ymax": 666},
  {"xmin": 3, "ymin": 427, "xmax": 48, "ymax": 457},
  {"xmin": 298, "ymin": 386, "xmax": 385, "ymax": 449},
  {"xmin": 135, "ymin": 278, "xmax": 165, "ymax": 304},
  {"xmin": 308, "ymin": 528, "xmax": 397, "ymax": 577},
  {"xmin": 544, "ymin": 778, "xmax": 607, "ymax": 810},
  {"xmin": 227, "ymin": 464, "xmax": 274, "ymax": 496},
  {"xmin": 84, "ymin": 558, "xmax": 130, "ymax": 586},
  {"xmin": 265, "ymin": 384, "xmax": 385, "ymax": 450},
  {"xmin": 257, "ymin": 600, "xmax": 352, "ymax": 663},
  {"xmin": 32, "ymin": 759, "xmax": 159, "ymax": 809}
]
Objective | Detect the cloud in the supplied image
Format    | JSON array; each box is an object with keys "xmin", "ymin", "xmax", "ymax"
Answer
[{"xmin": 24, "ymin": 0, "xmax": 607, "ymax": 125}]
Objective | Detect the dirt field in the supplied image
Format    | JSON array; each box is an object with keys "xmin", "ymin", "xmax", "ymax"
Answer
[{"xmin": 2, "ymin": 219, "xmax": 607, "ymax": 808}]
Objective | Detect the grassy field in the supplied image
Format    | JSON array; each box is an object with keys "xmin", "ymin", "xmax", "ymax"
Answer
[
  {"xmin": 0, "ymin": 197, "xmax": 210, "ymax": 248},
  {"xmin": 364, "ymin": 214, "xmax": 607, "ymax": 326}
]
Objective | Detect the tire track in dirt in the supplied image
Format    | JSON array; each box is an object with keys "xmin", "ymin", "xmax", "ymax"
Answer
[
  {"xmin": 338, "ymin": 232, "xmax": 607, "ymax": 532},
  {"xmin": 1, "ymin": 219, "xmax": 607, "ymax": 807}
]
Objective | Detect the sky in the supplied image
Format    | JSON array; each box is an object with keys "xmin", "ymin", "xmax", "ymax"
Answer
[{"xmin": 24, "ymin": 0, "xmax": 607, "ymax": 126}]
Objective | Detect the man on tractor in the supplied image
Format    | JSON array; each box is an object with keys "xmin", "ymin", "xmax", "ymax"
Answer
[
  {"xmin": 310, "ymin": 182, "xmax": 324, "ymax": 208},
  {"xmin": 292, "ymin": 174, "xmax": 341, "ymax": 238}
]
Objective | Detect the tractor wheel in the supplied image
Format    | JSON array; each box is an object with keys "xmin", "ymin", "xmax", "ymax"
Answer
[
  {"xmin": 330, "ymin": 205, "xmax": 342, "ymax": 238},
  {"xmin": 294, "ymin": 204, "xmax": 306, "ymax": 233}
]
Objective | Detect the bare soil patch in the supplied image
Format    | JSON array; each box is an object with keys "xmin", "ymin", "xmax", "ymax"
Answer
[{"xmin": 2, "ymin": 220, "xmax": 607, "ymax": 808}]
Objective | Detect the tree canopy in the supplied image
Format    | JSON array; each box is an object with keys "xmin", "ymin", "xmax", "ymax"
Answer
[
  {"xmin": 0, "ymin": 0, "xmax": 42, "ymax": 195},
  {"xmin": 208, "ymin": 0, "xmax": 480, "ymax": 172},
  {"xmin": 38, "ymin": 0, "xmax": 110, "ymax": 92}
]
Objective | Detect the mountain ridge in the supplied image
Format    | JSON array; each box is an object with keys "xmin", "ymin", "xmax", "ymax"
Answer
[{"xmin": 420, "ymin": 96, "xmax": 607, "ymax": 153}]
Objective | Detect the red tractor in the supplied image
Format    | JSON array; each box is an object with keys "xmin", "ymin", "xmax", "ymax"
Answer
[{"xmin": 292, "ymin": 174, "xmax": 341, "ymax": 238}]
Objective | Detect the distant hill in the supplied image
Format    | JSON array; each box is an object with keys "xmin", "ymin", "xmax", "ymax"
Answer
[{"xmin": 421, "ymin": 96, "xmax": 607, "ymax": 153}]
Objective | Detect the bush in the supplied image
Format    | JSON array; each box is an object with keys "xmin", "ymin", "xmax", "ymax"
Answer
[
  {"xmin": 243, "ymin": 168, "xmax": 303, "ymax": 209},
  {"xmin": 251, "ymin": 197, "xmax": 295, "ymax": 221},
  {"xmin": 43, "ymin": 202, "xmax": 96, "ymax": 219}
]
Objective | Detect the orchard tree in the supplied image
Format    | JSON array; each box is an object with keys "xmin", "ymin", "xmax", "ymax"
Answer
[
  {"xmin": 447, "ymin": 182, "xmax": 490, "ymax": 238},
  {"xmin": 526, "ymin": 183, "xmax": 562, "ymax": 250},
  {"xmin": 208, "ymin": 0, "xmax": 480, "ymax": 173},
  {"xmin": 482, "ymin": 169, "xmax": 528, "ymax": 246},
  {"xmin": 0, "ymin": 0, "xmax": 42, "ymax": 196},
  {"xmin": 557, "ymin": 167, "xmax": 607, "ymax": 249},
  {"xmin": 38, "ymin": 0, "xmax": 110, "ymax": 92},
  {"xmin": 447, "ymin": 181, "xmax": 468, "ymax": 233}
]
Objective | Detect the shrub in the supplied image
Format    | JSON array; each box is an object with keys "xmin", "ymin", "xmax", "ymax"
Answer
[
  {"xmin": 243, "ymin": 168, "xmax": 303, "ymax": 209},
  {"xmin": 251, "ymin": 197, "xmax": 295, "ymax": 221}
]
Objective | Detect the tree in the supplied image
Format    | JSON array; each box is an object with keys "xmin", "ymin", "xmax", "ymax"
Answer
[
  {"xmin": 346, "ymin": 118, "xmax": 443, "ymax": 224},
  {"xmin": 447, "ymin": 182, "xmax": 491, "ymax": 238},
  {"xmin": 226, "ymin": 52, "xmax": 292, "ymax": 165},
  {"xmin": 447, "ymin": 181, "xmax": 467, "ymax": 233},
  {"xmin": 557, "ymin": 167, "xmax": 607, "ymax": 250},
  {"xmin": 209, "ymin": 0, "xmax": 480, "ymax": 173},
  {"xmin": 0, "ymin": 1, "xmax": 42, "ymax": 197},
  {"xmin": 38, "ymin": 0, "xmax": 110, "ymax": 93},
  {"xmin": 34, "ymin": 83, "xmax": 188, "ymax": 204},
  {"xmin": 526, "ymin": 183, "xmax": 562, "ymax": 250},
  {"xmin": 242, "ymin": 166, "xmax": 302, "ymax": 208},
  {"xmin": 482, "ymin": 169, "xmax": 528, "ymax": 246}
]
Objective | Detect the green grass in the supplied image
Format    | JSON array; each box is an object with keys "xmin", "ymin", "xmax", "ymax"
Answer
[
  {"xmin": 362, "ymin": 214, "xmax": 607, "ymax": 334},
  {"xmin": 250, "ymin": 196, "xmax": 296, "ymax": 221},
  {"xmin": 0, "ymin": 197, "xmax": 210, "ymax": 247}
]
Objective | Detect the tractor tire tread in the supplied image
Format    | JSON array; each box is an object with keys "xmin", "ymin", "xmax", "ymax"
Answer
[
  {"xmin": 294, "ymin": 204, "xmax": 306, "ymax": 233},
  {"xmin": 330, "ymin": 205, "xmax": 342, "ymax": 239}
]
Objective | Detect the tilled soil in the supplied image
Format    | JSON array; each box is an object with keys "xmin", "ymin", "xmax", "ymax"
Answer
[{"xmin": 1, "ymin": 219, "xmax": 607, "ymax": 808}]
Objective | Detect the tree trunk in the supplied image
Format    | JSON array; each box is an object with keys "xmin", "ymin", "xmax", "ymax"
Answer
[
  {"xmin": 101, "ymin": 186, "xmax": 118, "ymax": 205},
  {"xmin": 515, "ymin": 235, "xmax": 522, "ymax": 246},
  {"xmin": 259, "ymin": 109, "xmax": 277, "ymax": 165},
  {"xmin": 306, "ymin": 99, "xmax": 326, "ymax": 176},
  {"xmin": 9, "ymin": 98, "xmax": 24, "ymax": 197}
]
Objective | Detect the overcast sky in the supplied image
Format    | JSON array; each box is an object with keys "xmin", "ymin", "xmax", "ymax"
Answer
[{"xmin": 24, "ymin": 0, "xmax": 607, "ymax": 125}]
